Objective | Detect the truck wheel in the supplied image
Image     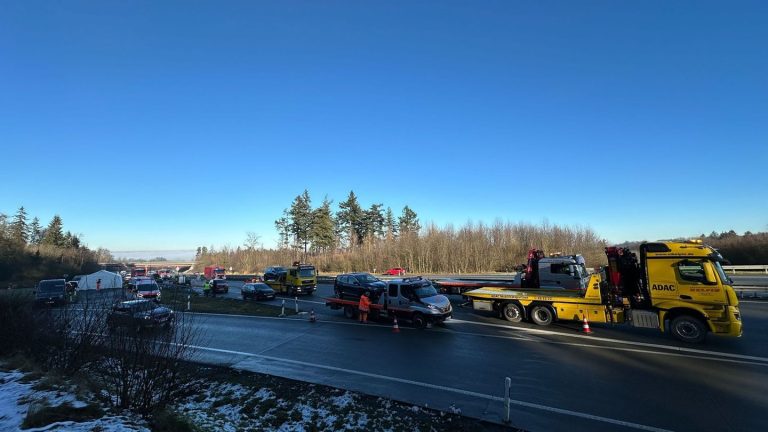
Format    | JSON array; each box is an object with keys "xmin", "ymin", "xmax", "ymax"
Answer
[
  {"xmin": 502, "ymin": 303, "xmax": 524, "ymax": 323},
  {"xmin": 344, "ymin": 305, "xmax": 357, "ymax": 320},
  {"xmin": 530, "ymin": 305, "xmax": 554, "ymax": 326},
  {"xmin": 412, "ymin": 313, "xmax": 426, "ymax": 329},
  {"xmin": 670, "ymin": 315, "xmax": 707, "ymax": 343}
]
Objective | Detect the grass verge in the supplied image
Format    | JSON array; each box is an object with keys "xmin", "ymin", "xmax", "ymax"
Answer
[{"xmin": 160, "ymin": 287, "xmax": 297, "ymax": 317}]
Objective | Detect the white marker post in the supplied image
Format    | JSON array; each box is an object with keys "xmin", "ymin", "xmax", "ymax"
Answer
[
  {"xmin": 187, "ymin": 295, "xmax": 191, "ymax": 311},
  {"xmin": 504, "ymin": 377, "xmax": 511, "ymax": 424},
  {"xmin": 279, "ymin": 299, "xmax": 286, "ymax": 317},
  {"xmin": 294, "ymin": 296, "xmax": 299, "ymax": 313}
]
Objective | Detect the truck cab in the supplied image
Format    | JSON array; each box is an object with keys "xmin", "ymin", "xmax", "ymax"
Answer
[
  {"xmin": 520, "ymin": 255, "xmax": 591, "ymax": 290},
  {"xmin": 381, "ymin": 277, "xmax": 452, "ymax": 327}
]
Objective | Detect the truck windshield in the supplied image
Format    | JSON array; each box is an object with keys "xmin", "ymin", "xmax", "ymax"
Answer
[
  {"xmin": 413, "ymin": 285, "xmax": 438, "ymax": 298},
  {"xmin": 299, "ymin": 268, "xmax": 316, "ymax": 277},
  {"xmin": 714, "ymin": 261, "xmax": 732, "ymax": 285}
]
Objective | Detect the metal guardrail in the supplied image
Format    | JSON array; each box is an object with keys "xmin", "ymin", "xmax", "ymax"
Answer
[{"xmin": 722, "ymin": 265, "xmax": 768, "ymax": 274}]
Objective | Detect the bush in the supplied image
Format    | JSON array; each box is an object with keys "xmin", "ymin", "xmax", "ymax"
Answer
[{"xmin": 22, "ymin": 402, "xmax": 103, "ymax": 429}]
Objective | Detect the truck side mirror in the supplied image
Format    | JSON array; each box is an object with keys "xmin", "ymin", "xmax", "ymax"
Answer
[{"xmin": 703, "ymin": 262, "xmax": 718, "ymax": 285}]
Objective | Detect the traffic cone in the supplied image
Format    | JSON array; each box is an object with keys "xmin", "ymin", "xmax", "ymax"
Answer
[
  {"xmin": 309, "ymin": 309, "xmax": 316, "ymax": 323},
  {"xmin": 392, "ymin": 316, "xmax": 400, "ymax": 333},
  {"xmin": 582, "ymin": 315, "xmax": 593, "ymax": 334}
]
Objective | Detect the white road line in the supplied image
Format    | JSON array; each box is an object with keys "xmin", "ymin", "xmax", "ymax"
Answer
[
  {"xmin": 187, "ymin": 344, "xmax": 672, "ymax": 432},
  {"xmin": 448, "ymin": 318, "xmax": 768, "ymax": 363}
]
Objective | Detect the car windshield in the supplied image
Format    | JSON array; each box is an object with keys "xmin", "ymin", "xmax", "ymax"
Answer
[
  {"xmin": 137, "ymin": 283, "xmax": 158, "ymax": 291},
  {"xmin": 299, "ymin": 268, "xmax": 315, "ymax": 277},
  {"xmin": 256, "ymin": 284, "xmax": 272, "ymax": 290},
  {"xmin": 714, "ymin": 261, "xmax": 732, "ymax": 285},
  {"xmin": 39, "ymin": 282, "xmax": 64, "ymax": 292},
  {"xmin": 356, "ymin": 274, "xmax": 380, "ymax": 283},
  {"xmin": 412, "ymin": 284, "xmax": 437, "ymax": 298}
]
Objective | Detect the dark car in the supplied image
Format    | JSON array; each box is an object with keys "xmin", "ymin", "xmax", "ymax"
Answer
[
  {"xmin": 263, "ymin": 266, "xmax": 287, "ymax": 282},
  {"xmin": 34, "ymin": 279, "xmax": 68, "ymax": 306},
  {"xmin": 211, "ymin": 279, "xmax": 229, "ymax": 294},
  {"xmin": 107, "ymin": 299, "xmax": 174, "ymax": 333},
  {"xmin": 241, "ymin": 283, "xmax": 276, "ymax": 301},
  {"xmin": 334, "ymin": 273, "xmax": 387, "ymax": 299}
]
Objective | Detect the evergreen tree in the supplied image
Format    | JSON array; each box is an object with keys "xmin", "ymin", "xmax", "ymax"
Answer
[
  {"xmin": 385, "ymin": 207, "xmax": 398, "ymax": 240},
  {"xmin": 336, "ymin": 191, "xmax": 364, "ymax": 247},
  {"xmin": 398, "ymin": 205, "xmax": 421, "ymax": 235},
  {"xmin": 10, "ymin": 206, "xmax": 29, "ymax": 245},
  {"xmin": 363, "ymin": 203, "xmax": 385, "ymax": 240},
  {"xmin": 288, "ymin": 190, "xmax": 313, "ymax": 257},
  {"xmin": 42, "ymin": 215, "xmax": 66, "ymax": 247},
  {"xmin": 274, "ymin": 214, "xmax": 291, "ymax": 249},
  {"xmin": 311, "ymin": 197, "xmax": 336, "ymax": 253},
  {"xmin": 29, "ymin": 217, "xmax": 43, "ymax": 245}
]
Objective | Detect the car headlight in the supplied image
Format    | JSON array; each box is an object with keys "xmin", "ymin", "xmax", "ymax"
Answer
[
  {"xmin": 143, "ymin": 315, "xmax": 151, "ymax": 320},
  {"xmin": 427, "ymin": 304, "xmax": 438, "ymax": 311}
]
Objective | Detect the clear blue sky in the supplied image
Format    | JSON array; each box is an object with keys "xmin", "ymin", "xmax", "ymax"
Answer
[{"xmin": 1, "ymin": 1, "xmax": 766, "ymax": 252}]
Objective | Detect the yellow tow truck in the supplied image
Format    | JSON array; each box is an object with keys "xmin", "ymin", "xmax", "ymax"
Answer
[
  {"xmin": 264, "ymin": 262, "xmax": 317, "ymax": 296},
  {"xmin": 463, "ymin": 241, "xmax": 742, "ymax": 343}
]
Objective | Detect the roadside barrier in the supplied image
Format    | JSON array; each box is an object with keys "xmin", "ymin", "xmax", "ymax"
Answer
[
  {"xmin": 582, "ymin": 315, "xmax": 593, "ymax": 334},
  {"xmin": 392, "ymin": 316, "xmax": 400, "ymax": 333}
]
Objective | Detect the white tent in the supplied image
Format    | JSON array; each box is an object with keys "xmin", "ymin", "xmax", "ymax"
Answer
[{"xmin": 78, "ymin": 270, "xmax": 123, "ymax": 290}]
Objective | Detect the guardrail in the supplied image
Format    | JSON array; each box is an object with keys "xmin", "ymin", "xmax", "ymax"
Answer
[{"xmin": 722, "ymin": 265, "xmax": 768, "ymax": 274}]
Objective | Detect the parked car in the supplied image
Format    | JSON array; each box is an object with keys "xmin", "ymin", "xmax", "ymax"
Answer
[
  {"xmin": 263, "ymin": 266, "xmax": 287, "ymax": 282},
  {"xmin": 128, "ymin": 277, "xmax": 162, "ymax": 302},
  {"xmin": 242, "ymin": 283, "xmax": 276, "ymax": 301},
  {"xmin": 34, "ymin": 279, "xmax": 68, "ymax": 307},
  {"xmin": 383, "ymin": 267, "xmax": 406, "ymax": 276},
  {"xmin": 334, "ymin": 273, "xmax": 387, "ymax": 299},
  {"xmin": 107, "ymin": 299, "xmax": 174, "ymax": 333},
  {"xmin": 211, "ymin": 279, "xmax": 229, "ymax": 294}
]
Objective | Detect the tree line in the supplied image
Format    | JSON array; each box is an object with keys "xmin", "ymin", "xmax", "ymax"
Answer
[
  {"xmin": 197, "ymin": 190, "xmax": 608, "ymax": 274},
  {"xmin": 0, "ymin": 206, "xmax": 101, "ymax": 283}
]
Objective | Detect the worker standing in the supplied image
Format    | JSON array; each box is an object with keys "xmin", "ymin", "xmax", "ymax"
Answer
[
  {"xmin": 203, "ymin": 280, "xmax": 211, "ymax": 297},
  {"xmin": 96, "ymin": 279, "xmax": 101, "ymax": 291},
  {"xmin": 358, "ymin": 292, "xmax": 371, "ymax": 324}
]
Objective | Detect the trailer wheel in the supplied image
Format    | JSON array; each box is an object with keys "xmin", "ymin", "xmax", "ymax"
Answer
[
  {"xmin": 530, "ymin": 305, "xmax": 554, "ymax": 326},
  {"xmin": 670, "ymin": 315, "xmax": 707, "ymax": 343},
  {"xmin": 343, "ymin": 305, "xmax": 357, "ymax": 320},
  {"xmin": 412, "ymin": 313, "xmax": 426, "ymax": 329},
  {"xmin": 502, "ymin": 303, "xmax": 524, "ymax": 323}
]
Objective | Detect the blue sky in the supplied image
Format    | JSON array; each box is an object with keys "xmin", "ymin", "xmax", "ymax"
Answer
[{"xmin": 1, "ymin": 1, "xmax": 766, "ymax": 252}]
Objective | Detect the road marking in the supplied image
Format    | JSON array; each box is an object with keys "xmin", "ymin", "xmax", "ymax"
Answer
[
  {"xmin": 185, "ymin": 343, "xmax": 672, "ymax": 432},
  {"xmin": 448, "ymin": 318, "xmax": 768, "ymax": 364}
]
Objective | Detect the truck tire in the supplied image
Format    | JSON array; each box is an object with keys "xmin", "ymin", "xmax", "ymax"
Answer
[
  {"xmin": 670, "ymin": 315, "xmax": 707, "ymax": 343},
  {"xmin": 412, "ymin": 313, "xmax": 426, "ymax": 329},
  {"xmin": 344, "ymin": 305, "xmax": 357, "ymax": 320},
  {"xmin": 530, "ymin": 305, "xmax": 554, "ymax": 326},
  {"xmin": 501, "ymin": 303, "xmax": 524, "ymax": 323}
]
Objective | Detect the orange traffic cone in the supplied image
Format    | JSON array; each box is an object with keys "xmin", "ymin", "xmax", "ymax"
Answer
[
  {"xmin": 582, "ymin": 315, "xmax": 593, "ymax": 334},
  {"xmin": 392, "ymin": 316, "xmax": 400, "ymax": 333},
  {"xmin": 309, "ymin": 309, "xmax": 317, "ymax": 323}
]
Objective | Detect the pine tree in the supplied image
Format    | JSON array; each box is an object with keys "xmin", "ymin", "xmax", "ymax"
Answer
[
  {"xmin": 311, "ymin": 197, "xmax": 336, "ymax": 253},
  {"xmin": 288, "ymin": 190, "xmax": 313, "ymax": 258},
  {"xmin": 10, "ymin": 206, "xmax": 29, "ymax": 245},
  {"xmin": 42, "ymin": 215, "xmax": 66, "ymax": 247},
  {"xmin": 398, "ymin": 205, "xmax": 421, "ymax": 235},
  {"xmin": 29, "ymin": 217, "xmax": 43, "ymax": 245},
  {"xmin": 274, "ymin": 214, "xmax": 291, "ymax": 249},
  {"xmin": 385, "ymin": 207, "xmax": 398, "ymax": 240},
  {"xmin": 363, "ymin": 203, "xmax": 385, "ymax": 240},
  {"xmin": 336, "ymin": 191, "xmax": 364, "ymax": 247}
]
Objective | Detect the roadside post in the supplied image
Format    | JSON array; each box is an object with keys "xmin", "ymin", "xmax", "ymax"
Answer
[
  {"xmin": 279, "ymin": 299, "xmax": 286, "ymax": 317},
  {"xmin": 504, "ymin": 377, "xmax": 511, "ymax": 424},
  {"xmin": 294, "ymin": 296, "xmax": 299, "ymax": 313},
  {"xmin": 187, "ymin": 295, "xmax": 191, "ymax": 311}
]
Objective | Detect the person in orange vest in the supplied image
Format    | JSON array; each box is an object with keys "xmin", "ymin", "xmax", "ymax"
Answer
[{"xmin": 358, "ymin": 292, "xmax": 371, "ymax": 324}]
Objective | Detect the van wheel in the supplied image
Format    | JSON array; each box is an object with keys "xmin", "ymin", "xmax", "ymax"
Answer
[
  {"xmin": 670, "ymin": 315, "xmax": 707, "ymax": 343},
  {"xmin": 412, "ymin": 313, "xmax": 426, "ymax": 329},
  {"xmin": 502, "ymin": 303, "xmax": 524, "ymax": 323},
  {"xmin": 344, "ymin": 305, "xmax": 357, "ymax": 320},
  {"xmin": 530, "ymin": 305, "xmax": 554, "ymax": 326}
]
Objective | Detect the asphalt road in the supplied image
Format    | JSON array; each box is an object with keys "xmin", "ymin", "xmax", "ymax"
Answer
[{"xmin": 177, "ymin": 281, "xmax": 768, "ymax": 432}]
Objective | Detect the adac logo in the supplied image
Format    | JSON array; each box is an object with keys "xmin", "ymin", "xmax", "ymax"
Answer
[{"xmin": 651, "ymin": 284, "xmax": 676, "ymax": 291}]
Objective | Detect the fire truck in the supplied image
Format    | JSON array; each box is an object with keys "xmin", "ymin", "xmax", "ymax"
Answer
[
  {"xmin": 462, "ymin": 241, "xmax": 742, "ymax": 343},
  {"xmin": 204, "ymin": 266, "xmax": 226, "ymax": 280}
]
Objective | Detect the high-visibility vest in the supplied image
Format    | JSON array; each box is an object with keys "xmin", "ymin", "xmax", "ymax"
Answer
[{"xmin": 359, "ymin": 295, "xmax": 370, "ymax": 312}]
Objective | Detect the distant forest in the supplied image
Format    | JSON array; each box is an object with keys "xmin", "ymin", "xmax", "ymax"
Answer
[
  {"xmin": 0, "ymin": 207, "xmax": 108, "ymax": 284},
  {"xmin": 615, "ymin": 230, "xmax": 768, "ymax": 265}
]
